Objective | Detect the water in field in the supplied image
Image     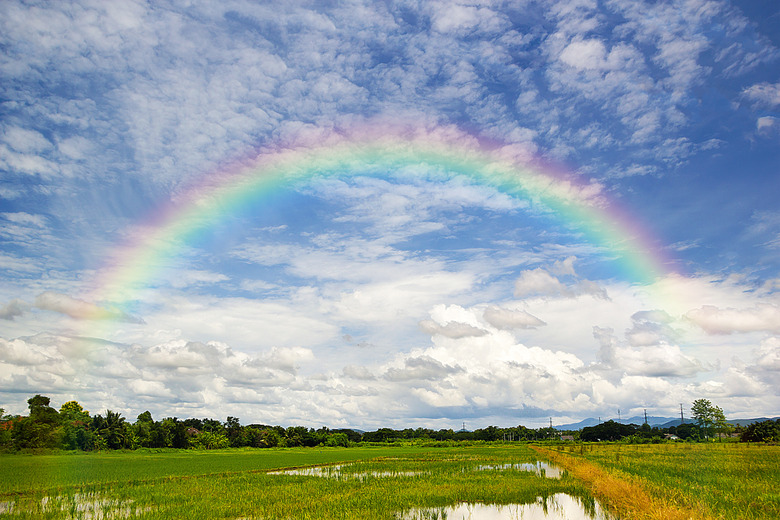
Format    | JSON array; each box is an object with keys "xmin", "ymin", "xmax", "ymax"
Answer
[
  {"xmin": 268, "ymin": 460, "xmax": 563, "ymax": 480},
  {"xmin": 398, "ymin": 493, "xmax": 615, "ymax": 520},
  {"xmin": 268, "ymin": 463, "xmax": 421, "ymax": 479},
  {"xmin": 2, "ymin": 493, "xmax": 151, "ymax": 519},
  {"xmin": 476, "ymin": 461, "xmax": 564, "ymax": 479}
]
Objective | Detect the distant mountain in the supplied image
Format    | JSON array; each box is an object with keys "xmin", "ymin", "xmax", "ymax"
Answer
[{"xmin": 555, "ymin": 416, "xmax": 778, "ymax": 431}]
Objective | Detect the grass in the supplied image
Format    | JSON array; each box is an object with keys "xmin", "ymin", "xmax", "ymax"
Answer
[
  {"xmin": 0, "ymin": 446, "xmax": 425, "ymax": 495},
  {"xmin": 541, "ymin": 442, "xmax": 780, "ymax": 520}
]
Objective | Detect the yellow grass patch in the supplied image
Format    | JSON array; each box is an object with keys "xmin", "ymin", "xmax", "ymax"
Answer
[{"xmin": 532, "ymin": 446, "xmax": 711, "ymax": 520}]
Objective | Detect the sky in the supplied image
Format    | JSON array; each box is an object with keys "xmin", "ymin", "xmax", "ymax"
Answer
[{"xmin": 1, "ymin": 0, "xmax": 779, "ymax": 430}]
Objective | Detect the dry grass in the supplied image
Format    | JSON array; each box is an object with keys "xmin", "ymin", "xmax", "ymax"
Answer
[{"xmin": 532, "ymin": 445, "xmax": 710, "ymax": 520}]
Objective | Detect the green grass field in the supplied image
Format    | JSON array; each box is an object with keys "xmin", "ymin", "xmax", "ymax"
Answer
[
  {"xmin": 1, "ymin": 445, "xmax": 591, "ymax": 519},
  {"xmin": 1, "ymin": 443, "xmax": 778, "ymax": 519}
]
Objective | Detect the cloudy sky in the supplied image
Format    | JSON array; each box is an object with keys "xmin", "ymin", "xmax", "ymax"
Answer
[{"xmin": 1, "ymin": 0, "xmax": 779, "ymax": 429}]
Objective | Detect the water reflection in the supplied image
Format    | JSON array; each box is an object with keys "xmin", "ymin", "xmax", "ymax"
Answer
[
  {"xmin": 268, "ymin": 464, "xmax": 421, "ymax": 480},
  {"xmin": 476, "ymin": 461, "xmax": 564, "ymax": 479},
  {"xmin": 398, "ymin": 493, "xmax": 615, "ymax": 520},
  {"xmin": 1, "ymin": 493, "xmax": 150, "ymax": 519}
]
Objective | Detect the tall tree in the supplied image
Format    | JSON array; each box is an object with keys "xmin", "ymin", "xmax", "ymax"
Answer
[
  {"xmin": 13, "ymin": 395, "xmax": 60, "ymax": 448},
  {"xmin": 691, "ymin": 399, "xmax": 726, "ymax": 439},
  {"xmin": 59, "ymin": 401, "xmax": 92, "ymax": 450}
]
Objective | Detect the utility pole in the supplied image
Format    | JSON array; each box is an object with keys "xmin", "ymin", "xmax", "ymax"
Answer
[
  {"xmin": 680, "ymin": 404, "xmax": 685, "ymax": 424},
  {"xmin": 644, "ymin": 409, "xmax": 648, "ymax": 425}
]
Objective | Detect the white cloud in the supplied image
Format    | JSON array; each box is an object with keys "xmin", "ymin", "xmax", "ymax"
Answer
[
  {"xmin": 752, "ymin": 337, "xmax": 780, "ymax": 372},
  {"xmin": 2, "ymin": 212, "xmax": 47, "ymax": 227},
  {"xmin": 685, "ymin": 304, "xmax": 780, "ymax": 335},
  {"xmin": 482, "ymin": 306, "xmax": 546, "ymax": 330},
  {"xmin": 593, "ymin": 326, "xmax": 704, "ymax": 377},
  {"xmin": 559, "ymin": 39, "xmax": 608, "ymax": 70},
  {"xmin": 419, "ymin": 319, "xmax": 487, "ymax": 338},
  {"xmin": 743, "ymin": 82, "xmax": 780, "ymax": 107},
  {"xmin": 513, "ymin": 267, "xmax": 608, "ymax": 299},
  {"xmin": 757, "ymin": 116, "xmax": 778, "ymax": 134},
  {"xmin": 1, "ymin": 126, "xmax": 52, "ymax": 153}
]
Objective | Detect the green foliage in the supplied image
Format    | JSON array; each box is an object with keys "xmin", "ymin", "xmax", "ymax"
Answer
[
  {"xmin": 741, "ymin": 419, "xmax": 780, "ymax": 443},
  {"xmin": 580, "ymin": 420, "xmax": 637, "ymax": 442},
  {"xmin": 691, "ymin": 399, "xmax": 729, "ymax": 439},
  {"xmin": 190, "ymin": 431, "xmax": 231, "ymax": 449}
]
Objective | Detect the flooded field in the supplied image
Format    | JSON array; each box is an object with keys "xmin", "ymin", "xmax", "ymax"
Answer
[
  {"xmin": 0, "ymin": 493, "xmax": 150, "ymax": 520},
  {"xmin": 7, "ymin": 443, "xmax": 771, "ymax": 519}
]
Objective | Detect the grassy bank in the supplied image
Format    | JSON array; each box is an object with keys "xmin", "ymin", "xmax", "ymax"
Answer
[{"xmin": 540, "ymin": 443, "xmax": 780, "ymax": 520}]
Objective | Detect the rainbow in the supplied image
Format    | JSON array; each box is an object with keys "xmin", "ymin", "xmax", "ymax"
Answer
[{"xmin": 87, "ymin": 123, "xmax": 674, "ymax": 321}]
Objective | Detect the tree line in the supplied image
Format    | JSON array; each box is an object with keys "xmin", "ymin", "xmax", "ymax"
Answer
[{"xmin": 1, "ymin": 395, "xmax": 777, "ymax": 451}]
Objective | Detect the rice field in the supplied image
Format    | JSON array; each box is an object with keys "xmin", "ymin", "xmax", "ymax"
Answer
[
  {"xmin": 0, "ymin": 445, "xmax": 593, "ymax": 519},
  {"xmin": 1, "ymin": 443, "xmax": 777, "ymax": 519}
]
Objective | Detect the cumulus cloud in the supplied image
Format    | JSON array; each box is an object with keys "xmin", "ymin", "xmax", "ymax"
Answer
[
  {"xmin": 752, "ymin": 337, "xmax": 780, "ymax": 372},
  {"xmin": 384, "ymin": 355, "xmax": 463, "ymax": 382},
  {"xmin": 625, "ymin": 309, "xmax": 677, "ymax": 347},
  {"xmin": 685, "ymin": 304, "xmax": 780, "ymax": 335},
  {"xmin": 593, "ymin": 326, "xmax": 704, "ymax": 377},
  {"xmin": 34, "ymin": 291, "xmax": 145, "ymax": 324}
]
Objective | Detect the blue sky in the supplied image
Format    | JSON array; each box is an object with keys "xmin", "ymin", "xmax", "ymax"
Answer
[{"xmin": 1, "ymin": 0, "xmax": 778, "ymax": 429}]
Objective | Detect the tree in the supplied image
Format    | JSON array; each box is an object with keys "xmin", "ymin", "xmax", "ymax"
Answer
[
  {"xmin": 580, "ymin": 420, "xmax": 637, "ymax": 442},
  {"xmin": 59, "ymin": 401, "xmax": 92, "ymax": 450},
  {"xmin": 691, "ymin": 399, "xmax": 725, "ymax": 440},
  {"xmin": 93, "ymin": 410, "xmax": 129, "ymax": 450},
  {"xmin": 672, "ymin": 422, "xmax": 701, "ymax": 441},
  {"xmin": 225, "ymin": 416, "xmax": 243, "ymax": 447},
  {"xmin": 13, "ymin": 395, "xmax": 60, "ymax": 449},
  {"xmin": 741, "ymin": 419, "xmax": 780, "ymax": 443}
]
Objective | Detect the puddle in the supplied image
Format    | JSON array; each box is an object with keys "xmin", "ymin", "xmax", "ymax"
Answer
[
  {"xmin": 268, "ymin": 463, "xmax": 421, "ymax": 480},
  {"xmin": 475, "ymin": 461, "xmax": 564, "ymax": 479},
  {"xmin": 398, "ymin": 493, "xmax": 615, "ymax": 520},
  {"xmin": 2, "ymin": 493, "xmax": 150, "ymax": 519}
]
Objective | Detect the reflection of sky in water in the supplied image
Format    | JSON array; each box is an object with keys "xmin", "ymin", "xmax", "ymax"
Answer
[
  {"xmin": 268, "ymin": 464, "xmax": 421, "ymax": 479},
  {"xmin": 268, "ymin": 460, "xmax": 564, "ymax": 481},
  {"xmin": 476, "ymin": 461, "xmax": 564, "ymax": 479},
  {"xmin": 400, "ymin": 493, "xmax": 615, "ymax": 520},
  {"xmin": 3, "ymin": 493, "xmax": 150, "ymax": 519}
]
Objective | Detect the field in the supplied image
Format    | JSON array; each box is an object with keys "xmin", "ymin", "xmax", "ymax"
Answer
[{"xmin": 0, "ymin": 443, "xmax": 778, "ymax": 519}]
